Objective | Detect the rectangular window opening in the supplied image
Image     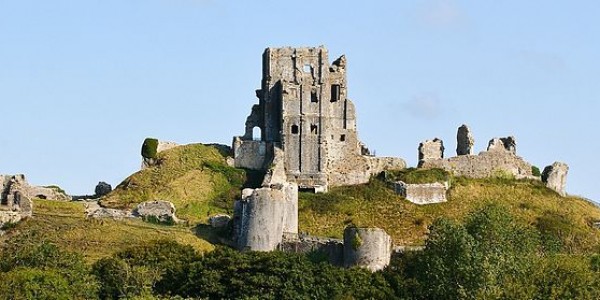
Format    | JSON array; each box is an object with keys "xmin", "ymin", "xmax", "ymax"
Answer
[
  {"xmin": 311, "ymin": 89, "xmax": 318, "ymax": 103},
  {"xmin": 331, "ymin": 84, "xmax": 340, "ymax": 102},
  {"xmin": 291, "ymin": 125, "xmax": 299, "ymax": 134},
  {"xmin": 303, "ymin": 64, "xmax": 312, "ymax": 73},
  {"xmin": 340, "ymin": 134, "xmax": 346, "ymax": 142}
]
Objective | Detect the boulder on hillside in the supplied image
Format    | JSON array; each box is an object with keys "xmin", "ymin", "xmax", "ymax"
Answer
[{"xmin": 94, "ymin": 182, "xmax": 112, "ymax": 197}]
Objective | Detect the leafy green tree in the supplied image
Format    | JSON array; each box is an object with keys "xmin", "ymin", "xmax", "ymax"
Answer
[
  {"xmin": 0, "ymin": 241, "xmax": 99, "ymax": 299},
  {"xmin": 0, "ymin": 267, "xmax": 72, "ymax": 300}
]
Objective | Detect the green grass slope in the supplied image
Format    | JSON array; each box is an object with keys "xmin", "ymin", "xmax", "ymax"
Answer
[
  {"xmin": 299, "ymin": 174, "xmax": 600, "ymax": 252},
  {"xmin": 1, "ymin": 199, "xmax": 214, "ymax": 262},
  {"xmin": 100, "ymin": 143, "xmax": 249, "ymax": 224}
]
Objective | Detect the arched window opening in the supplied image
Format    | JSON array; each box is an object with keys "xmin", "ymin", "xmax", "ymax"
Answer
[{"xmin": 252, "ymin": 126, "xmax": 262, "ymax": 141}]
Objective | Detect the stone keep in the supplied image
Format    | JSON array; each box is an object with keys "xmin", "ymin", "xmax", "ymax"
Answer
[
  {"xmin": 456, "ymin": 124, "xmax": 474, "ymax": 155},
  {"xmin": 542, "ymin": 162, "xmax": 569, "ymax": 196},
  {"xmin": 233, "ymin": 47, "xmax": 405, "ymax": 190}
]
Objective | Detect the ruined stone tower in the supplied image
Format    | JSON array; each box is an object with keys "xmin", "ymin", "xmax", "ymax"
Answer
[{"xmin": 233, "ymin": 47, "xmax": 405, "ymax": 190}]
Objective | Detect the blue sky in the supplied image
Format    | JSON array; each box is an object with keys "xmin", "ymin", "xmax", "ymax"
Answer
[{"xmin": 1, "ymin": 0, "xmax": 598, "ymax": 202}]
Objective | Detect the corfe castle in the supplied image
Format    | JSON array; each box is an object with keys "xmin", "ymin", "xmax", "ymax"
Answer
[
  {"xmin": 229, "ymin": 47, "xmax": 569, "ymax": 271},
  {"xmin": 1, "ymin": 46, "xmax": 571, "ymax": 272}
]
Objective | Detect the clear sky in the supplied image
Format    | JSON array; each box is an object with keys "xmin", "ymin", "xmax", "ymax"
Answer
[{"xmin": 1, "ymin": 1, "xmax": 598, "ymax": 202}]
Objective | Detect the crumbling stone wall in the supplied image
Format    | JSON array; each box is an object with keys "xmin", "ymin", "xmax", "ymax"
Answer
[
  {"xmin": 419, "ymin": 126, "xmax": 534, "ymax": 179},
  {"xmin": 234, "ymin": 47, "xmax": 405, "ymax": 190},
  {"xmin": 456, "ymin": 124, "xmax": 474, "ymax": 155},
  {"xmin": 279, "ymin": 233, "xmax": 344, "ymax": 266},
  {"xmin": 488, "ymin": 136, "xmax": 517, "ymax": 154},
  {"xmin": 418, "ymin": 138, "xmax": 444, "ymax": 167},
  {"xmin": 1, "ymin": 175, "xmax": 34, "ymax": 227},
  {"xmin": 232, "ymin": 137, "xmax": 269, "ymax": 170},
  {"xmin": 421, "ymin": 151, "xmax": 533, "ymax": 178},
  {"xmin": 1, "ymin": 174, "xmax": 70, "ymax": 202}
]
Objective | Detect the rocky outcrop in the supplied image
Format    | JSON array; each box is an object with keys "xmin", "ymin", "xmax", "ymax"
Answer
[
  {"xmin": 418, "ymin": 138, "xmax": 444, "ymax": 167},
  {"xmin": 542, "ymin": 162, "xmax": 569, "ymax": 196},
  {"xmin": 85, "ymin": 201, "xmax": 133, "ymax": 220},
  {"xmin": 134, "ymin": 200, "xmax": 179, "ymax": 223},
  {"xmin": 394, "ymin": 181, "xmax": 448, "ymax": 205},
  {"xmin": 94, "ymin": 182, "xmax": 112, "ymax": 197},
  {"xmin": 456, "ymin": 124, "xmax": 474, "ymax": 155}
]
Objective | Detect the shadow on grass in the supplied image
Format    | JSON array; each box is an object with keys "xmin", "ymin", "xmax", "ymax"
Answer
[{"xmin": 194, "ymin": 224, "xmax": 236, "ymax": 248}]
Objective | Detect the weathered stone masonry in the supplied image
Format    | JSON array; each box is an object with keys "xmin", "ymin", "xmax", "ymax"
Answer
[{"xmin": 233, "ymin": 47, "xmax": 405, "ymax": 191}]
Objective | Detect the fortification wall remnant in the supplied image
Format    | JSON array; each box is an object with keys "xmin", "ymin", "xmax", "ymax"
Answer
[
  {"xmin": 542, "ymin": 162, "xmax": 569, "ymax": 196},
  {"xmin": 457, "ymin": 124, "xmax": 474, "ymax": 155},
  {"xmin": 418, "ymin": 138, "xmax": 444, "ymax": 167},
  {"xmin": 419, "ymin": 126, "xmax": 534, "ymax": 179},
  {"xmin": 234, "ymin": 182, "xmax": 299, "ymax": 251},
  {"xmin": 487, "ymin": 136, "xmax": 517, "ymax": 154},
  {"xmin": 343, "ymin": 227, "xmax": 392, "ymax": 272}
]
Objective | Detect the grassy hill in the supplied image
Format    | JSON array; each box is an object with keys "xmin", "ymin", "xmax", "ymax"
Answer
[
  {"xmin": 100, "ymin": 143, "xmax": 251, "ymax": 224},
  {"xmin": 299, "ymin": 174, "xmax": 600, "ymax": 252},
  {"xmin": 1, "ymin": 199, "xmax": 213, "ymax": 262}
]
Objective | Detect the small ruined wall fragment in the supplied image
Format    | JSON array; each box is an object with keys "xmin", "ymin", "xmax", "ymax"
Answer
[
  {"xmin": 343, "ymin": 227, "xmax": 392, "ymax": 272},
  {"xmin": 395, "ymin": 181, "xmax": 448, "ymax": 205},
  {"xmin": 279, "ymin": 234, "xmax": 344, "ymax": 266},
  {"xmin": 542, "ymin": 162, "xmax": 569, "ymax": 196},
  {"xmin": 456, "ymin": 125, "xmax": 474, "ymax": 155},
  {"xmin": 1, "ymin": 174, "xmax": 70, "ymax": 202},
  {"xmin": 418, "ymin": 138, "xmax": 444, "ymax": 167},
  {"xmin": 1, "ymin": 175, "xmax": 34, "ymax": 227},
  {"xmin": 232, "ymin": 137, "xmax": 269, "ymax": 170},
  {"xmin": 487, "ymin": 136, "xmax": 516, "ymax": 154}
]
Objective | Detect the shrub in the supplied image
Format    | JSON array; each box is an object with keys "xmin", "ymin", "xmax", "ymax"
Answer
[
  {"xmin": 141, "ymin": 138, "xmax": 159, "ymax": 159},
  {"xmin": 531, "ymin": 165, "xmax": 542, "ymax": 177},
  {"xmin": 387, "ymin": 168, "xmax": 450, "ymax": 184}
]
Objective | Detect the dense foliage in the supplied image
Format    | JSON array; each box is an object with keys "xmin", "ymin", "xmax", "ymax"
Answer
[{"xmin": 3, "ymin": 203, "xmax": 600, "ymax": 299}]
